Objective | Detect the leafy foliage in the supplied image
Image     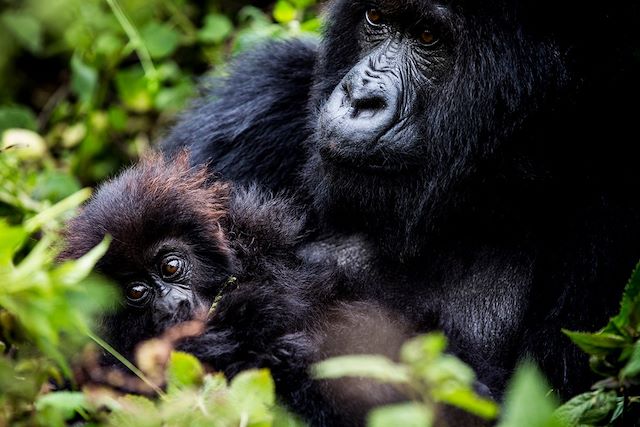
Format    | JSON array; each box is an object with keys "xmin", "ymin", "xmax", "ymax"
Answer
[
  {"xmin": 314, "ymin": 332, "xmax": 500, "ymax": 426},
  {"xmin": 0, "ymin": 0, "xmax": 320, "ymax": 184},
  {"xmin": 557, "ymin": 265, "xmax": 640, "ymax": 426},
  {"xmin": 2, "ymin": 1, "xmax": 640, "ymax": 426},
  {"xmin": 1, "ymin": 1, "xmax": 316, "ymax": 425}
]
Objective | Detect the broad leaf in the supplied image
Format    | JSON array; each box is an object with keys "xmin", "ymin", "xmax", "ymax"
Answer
[
  {"xmin": 166, "ymin": 351, "xmax": 204, "ymax": 393},
  {"xmin": 555, "ymin": 390, "xmax": 618, "ymax": 426},
  {"xmin": 313, "ymin": 355, "xmax": 410, "ymax": 384},
  {"xmin": 368, "ymin": 403, "xmax": 433, "ymax": 427}
]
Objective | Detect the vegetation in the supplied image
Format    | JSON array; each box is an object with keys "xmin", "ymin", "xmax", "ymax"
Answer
[{"xmin": 0, "ymin": 1, "xmax": 639, "ymax": 426}]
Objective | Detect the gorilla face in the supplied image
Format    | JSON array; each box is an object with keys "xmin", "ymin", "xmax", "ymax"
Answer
[
  {"xmin": 306, "ymin": 0, "xmax": 567, "ymax": 255},
  {"xmin": 317, "ymin": 3, "xmax": 453, "ymax": 174},
  {"xmin": 61, "ymin": 154, "xmax": 233, "ymax": 360}
]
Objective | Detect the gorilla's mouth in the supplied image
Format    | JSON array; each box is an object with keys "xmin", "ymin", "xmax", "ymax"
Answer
[
  {"xmin": 315, "ymin": 127, "xmax": 423, "ymax": 176},
  {"xmin": 318, "ymin": 144, "xmax": 413, "ymax": 176}
]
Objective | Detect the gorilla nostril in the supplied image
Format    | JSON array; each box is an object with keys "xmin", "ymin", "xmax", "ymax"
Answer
[{"xmin": 351, "ymin": 96, "xmax": 387, "ymax": 118}]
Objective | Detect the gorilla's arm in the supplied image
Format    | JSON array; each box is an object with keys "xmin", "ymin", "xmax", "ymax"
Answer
[{"xmin": 161, "ymin": 39, "xmax": 318, "ymax": 195}]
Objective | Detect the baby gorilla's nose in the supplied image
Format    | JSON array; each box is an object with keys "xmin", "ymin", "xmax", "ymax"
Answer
[{"xmin": 152, "ymin": 288, "xmax": 195, "ymax": 327}]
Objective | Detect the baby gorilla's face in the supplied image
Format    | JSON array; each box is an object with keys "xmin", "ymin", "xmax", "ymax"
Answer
[
  {"xmin": 95, "ymin": 236, "xmax": 230, "ymax": 361},
  {"xmin": 61, "ymin": 153, "xmax": 234, "ymax": 361}
]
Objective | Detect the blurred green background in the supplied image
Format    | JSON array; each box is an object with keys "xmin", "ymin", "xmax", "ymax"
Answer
[{"xmin": 0, "ymin": 0, "xmax": 320, "ymax": 190}]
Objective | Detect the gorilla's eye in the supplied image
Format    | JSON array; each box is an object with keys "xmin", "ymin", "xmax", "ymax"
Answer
[
  {"xmin": 126, "ymin": 283, "xmax": 150, "ymax": 305},
  {"xmin": 419, "ymin": 30, "xmax": 438, "ymax": 46},
  {"xmin": 160, "ymin": 255, "xmax": 184, "ymax": 280},
  {"xmin": 365, "ymin": 9, "xmax": 383, "ymax": 26}
]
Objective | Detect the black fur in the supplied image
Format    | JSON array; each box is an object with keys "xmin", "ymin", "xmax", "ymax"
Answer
[
  {"xmin": 162, "ymin": 39, "xmax": 318, "ymax": 196},
  {"xmin": 62, "ymin": 155, "xmax": 429, "ymax": 426},
  {"xmin": 160, "ymin": 0, "xmax": 640, "ymax": 401}
]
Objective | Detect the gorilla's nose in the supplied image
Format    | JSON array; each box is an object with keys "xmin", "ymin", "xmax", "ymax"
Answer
[
  {"xmin": 347, "ymin": 83, "xmax": 389, "ymax": 120},
  {"xmin": 322, "ymin": 65, "xmax": 398, "ymax": 147}
]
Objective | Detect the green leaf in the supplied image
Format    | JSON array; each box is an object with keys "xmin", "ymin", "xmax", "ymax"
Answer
[
  {"xmin": 154, "ymin": 82, "xmax": 195, "ymax": 112},
  {"xmin": 32, "ymin": 171, "xmax": 82, "ymax": 203},
  {"xmin": 272, "ymin": 404, "xmax": 307, "ymax": 427},
  {"xmin": 621, "ymin": 340, "xmax": 640, "ymax": 378},
  {"xmin": 1, "ymin": 11, "xmax": 43, "ymax": 53},
  {"xmin": 24, "ymin": 188, "xmax": 92, "ymax": 233},
  {"xmin": 198, "ymin": 14, "xmax": 234, "ymax": 44},
  {"xmin": 115, "ymin": 66, "xmax": 155, "ymax": 112},
  {"xmin": 401, "ymin": 332, "xmax": 447, "ymax": 365},
  {"xmin": 140, "ymin": 22, "xmax": 180, "ymax": 60},
  {"xmin": 555, "ymin": 390, "xmax": 618, "ymax": 426},
  {"xmin": 290, "ymin": 0, "xmax": 316, "ymax": 8},
  {"xmin": 562, "ymin": 330, "xmax": 628, "ymax": 357},
  {"xmin": 606, "ymin": 262, "xmax": 640, "ymax": 335},
  {"xmin": 229, "ymin": 369, "xmax": 276, "ymax": 425},
  {"xmin": 433, "ymin": 387, "xmax": 499, "ymax": 420},
  {"xmin": 497, "ymin": 363, "xmax": 561, "ymax": 427},
  {"xmin": 71, "ymin": 54, "xmax": 98, "ymax": 106},
  {"xmin": 0, "ymin": 221, "xmax": 28, "ymax": 271},
  {"xmin": 273, "ymin": 0, "xmax": 298, "ymax": 24},
  {"xmin": 421, "ymin": 354, "xmax": 476, "ymax": 387},
  {"xmin": 368, "ymin": 403, "xmax": 434, "ymax": 427},
  {"xmin": 35, "ymin": 391, "xmax": 90, "ymax": 422},
  {"xmin": 0, "ymin": 105, "xmax": 37, "ymax": 133},
  {"xmin": 52, "ymin": 236, "xmax": 111, "ymax": 286},
  {"xmin": 312, "ymin": 355, "xmax": 410, "ymax": 384},
  {"xmin": 95, "ymin": 33, "xmax": 124, "ymax": 58},
  {"xmin": 301, "ymin": 17, "xmax": 322, "ymax": 33},
  {"xmin": 166, "ymin": 351, "xmax": 204, "ymax": 393},
  {"xmin": 107, "ymin": 107, "xmax": 128, "ymax": 131},
  {"xmin": 1, "ymin": 129, "xmax": 47, "ymax": 161}
]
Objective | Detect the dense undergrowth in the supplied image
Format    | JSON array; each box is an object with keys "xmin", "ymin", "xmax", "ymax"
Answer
[{"xmin": 1, "ymin": 1, "xmax": 639, "ymax": 426}]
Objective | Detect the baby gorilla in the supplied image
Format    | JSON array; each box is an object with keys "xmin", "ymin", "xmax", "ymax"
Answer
[
  {"xmin": 61, "ymin": 153, "xmax": 234, "ymax": 362},
  {"xmin": 61, "ymin": 153, "xmax": 415, "ymax": 426}
]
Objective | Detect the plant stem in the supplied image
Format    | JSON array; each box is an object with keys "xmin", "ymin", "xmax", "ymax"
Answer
[{"xmin": 105, "ymin": 0, "xmax": 158, "ymax": 82}]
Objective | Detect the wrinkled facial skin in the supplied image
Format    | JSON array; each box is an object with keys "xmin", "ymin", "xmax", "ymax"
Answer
[
  {"xmin": 317, "ymin": 1, "xmax": 453, "ymax": 172},
  {"xmin": 306, "ymin": 0, "xmax": 565, "ymax": 256}
]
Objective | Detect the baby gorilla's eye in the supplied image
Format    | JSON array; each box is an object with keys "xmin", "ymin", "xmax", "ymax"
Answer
[
  {"xmin": 419, "ymin": 30, "xmax": 438, "ymax": 47},
  {"xmin": 160, "ymin": 255, "xmax": 184, "ymax": 280},
  {"xmin": 126, "ymin": 283, "xmax": 151, "ymax": 305},
  {"xmin": 365, "ymin": 9, "xmax": 384, "ymax": 26}
]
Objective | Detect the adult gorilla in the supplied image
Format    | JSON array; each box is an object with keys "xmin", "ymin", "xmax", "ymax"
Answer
[{"xmin": 163, "ymin": 0, "xmax": 640, "ymax": 398}]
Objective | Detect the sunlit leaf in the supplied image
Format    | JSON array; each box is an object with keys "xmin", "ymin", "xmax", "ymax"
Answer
[
  {"xmin": 36, "ymin": 392, "xmax": 91, "ymax": 423},
  {"xmin": 166, "ymin": 351, "xmax": 204, "ymax": 394},
  {"xmin": 1, "ymin": 129, "xmax": 47, "ymax": 161},
  {"xmin": 368, "ymin": 403, "xmax": 433, "ymax": 427},
  {"xmin": 115, "ymin": 66, "xmax": 155, "ymax": 112},
  {"xmin": 229, "ymin": 369, "xmax": 276, "ymax": 426},
  {"xmin": 313, "ymin": 354, "xmax": 410, "ymax": 384},
  {"xmin": 497, "ymin": 363, "xmax": 561, "ymax": 427},
  {"xmin": 273, "ymin": 0, "xmax": 298, "ymax": 24}
]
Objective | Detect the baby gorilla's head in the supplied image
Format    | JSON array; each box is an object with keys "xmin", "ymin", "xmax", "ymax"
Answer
[{"xmin": 61, "ymin": 153, "xmax": 234, "ymax": 361}]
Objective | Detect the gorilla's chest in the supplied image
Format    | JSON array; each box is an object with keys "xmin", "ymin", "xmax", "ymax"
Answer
[{"xmin": 302, "ymin": 236, "xmax": 534, "ymax": 355}]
